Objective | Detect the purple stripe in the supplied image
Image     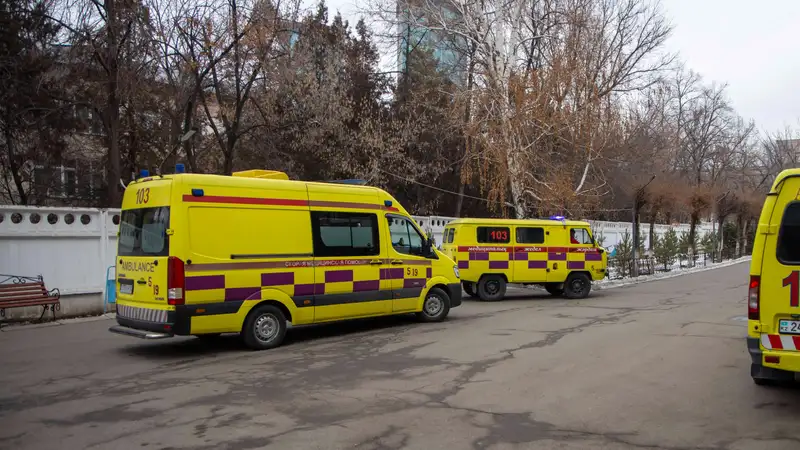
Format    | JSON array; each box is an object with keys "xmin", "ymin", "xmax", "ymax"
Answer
[
  {"xmin": 353, "ymin": 280, "xmax": 380, "ymax": 291},
  {"xmin": 567, "ymin": 261, "xmax": 585, "ymax": 270},
  {"xmin": 528, "ymin": 260, "xmax": 547, "ymax": 269},
  {"xmin": 426, "ymin": 267, "xmax": 432, "ymax": 278},
  {"xmin": 380, "ymin": 268, "xmax": 405, "ymax": 280},
  {"xmin": 185, "ymin": 275, "xmax": 225, "ymax": 291},
  {"xmin": 458, "ymin": 260, "xmax": 470, "ymax": 269},
  {"xmin": 513, "ymin": 252, "xmax": 528, "ymax": 261},
  {"xmin": 404, "ymin": 278, "xmax": 426, "ymax": 288},
  {"xmin": 294, "ymin": 283, "xmax": 325, "ymax": 296},
  {"xmin": 261, "ymin": 272, "xmax": 294, "ymax": 286},
  {"xmin": 325, "ymin": 270, "xmax": 354, "ymax": 283},
  {"xmin": 548, "ymin": 253, "xmax": 567, "ymax": 261},
  {"xmin": 585, "ymin": 253, "xmax": 603, "ymax": 261},
  {"xmin": 470, "ymin": 252, "xmax": 489, "ymax": 261},
  {"xmin": 489, "ymin": 261, "xmax": 509, "ymax": 270},
  {"xmin": 225, "ymin": 287, "xmax": 260, "ymax": 301}
]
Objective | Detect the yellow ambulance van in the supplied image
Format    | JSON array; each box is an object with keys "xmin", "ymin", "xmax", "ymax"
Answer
[
  {"xmin": 441, "ymin": 217, "xmax": 606, "ymax": 301},
  {"xmin": 748, "ymin": 168, "xmax": 800, "ymax": 385},
  {"xmin": 109, "ymin": 168, "xmax": 462, "ymax": 350}
]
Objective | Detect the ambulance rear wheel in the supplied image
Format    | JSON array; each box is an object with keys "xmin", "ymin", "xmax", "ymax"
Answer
[
  {"xmin": 478, "ymin": 275, "xmax": 506, "ymax": 301},
  {"xmin": 545, "ymin": 283, "xmax": 564, "ymax": 296},
  {"xmin": 417, "ymin": 287, "xmax": 450, "ymax": 322},
  {"xmin": 564, "ymin": 273, "xmax": 591, "ymax": 299},
  {"xmin": 462, "ymin": 282, "xmax": 479, "ymax": 298},
  {"xmin": 242, "ymin": 304, "xmax": 287, "ymax": 350}
]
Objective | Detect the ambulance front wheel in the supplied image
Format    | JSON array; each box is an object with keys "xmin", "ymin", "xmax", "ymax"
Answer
[
  {"xmin": 478, "ymin": 275, "xmax": 506, "ymax": 301},
  {"xmin": 462, "ymin": 282, "xmax": 479, "ymax": 298},
  {"xmin": 564, "ymin": 273, "xmax": 591, "ymax": 299},
  {"xmin": 242, "ymin": 304, "xmax": 287, "ymax": 350},
  {"xmin": 417, "ymin": 287, "xmax": 450, "ymax": 322}
]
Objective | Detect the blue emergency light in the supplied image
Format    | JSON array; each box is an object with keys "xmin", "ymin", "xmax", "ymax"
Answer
[
  {"xmin": 175, "ymin": 163, "xmax": 186, "ymax": 174},
  {"xmin": 549, "ymin": 215, "xmax": 565, "ymax": 221},
  {"xmin": 384, "ymin": 200, "xmax": 393, "ymax": 207},
  {"xmin": 139, "ymin": 169, "xmax": 150, "ymax": 178}
]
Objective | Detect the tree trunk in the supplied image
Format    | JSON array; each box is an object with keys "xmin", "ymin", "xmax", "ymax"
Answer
[
  {"xmin": 649, "ymin": 212, "xmax": 656, "ymax": 251},
  {"xmin": 741, "ymin": 220, "xmax": 750, "ymax": 257},
  {"xmin": 105, "ymin": 0, "xmax": 122, "ymax": 207},
  {"xmin": 3, "ymin": 125, "xmax": 28, "ymax": 205},
  {"xmin": 454, "ymin": 44, "xmax": 476, "ymax": 218},
  {"xmin": 182, "ymin": 96, "xmax": 198, "ymax": 173}
]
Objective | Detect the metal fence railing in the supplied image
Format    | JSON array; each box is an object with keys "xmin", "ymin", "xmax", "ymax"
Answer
[{"xmin": 606, "ymin": 250, "xmax": 743, "ymax": 280}]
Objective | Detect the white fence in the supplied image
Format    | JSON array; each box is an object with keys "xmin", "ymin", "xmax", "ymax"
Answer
[{"xmin": 0, "ymin": 206, "xmax": 714, "ymax": 296}]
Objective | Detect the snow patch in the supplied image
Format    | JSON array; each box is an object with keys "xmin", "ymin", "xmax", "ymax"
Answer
[{"xmin": 595, "ymin": 256, "xmax": 751, "ymax": 290}]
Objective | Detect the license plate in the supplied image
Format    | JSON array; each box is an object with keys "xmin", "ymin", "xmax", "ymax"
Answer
[
  {"xmin": 779, "ymin": 320, "xmax": 800, "ymax": 334},
  {"xmin": 120, "ymin": 283, "xmax": 133, "ymax": 295}
]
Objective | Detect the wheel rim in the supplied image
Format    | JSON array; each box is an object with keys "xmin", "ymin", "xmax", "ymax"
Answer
[
  {"xmin": 486, "ymin": 280, "xmax": 500, "ymax": 295},
  {"xmin": 570, "ymin": 278, "xmax": 585, "ymax": 294},
  {"xmin": 424, "ymin": 294, "xmax": 444, "ymax": 317},
  {"xmin": 254, "ymin": 313, "xmax": 279, "ymax": 343}
]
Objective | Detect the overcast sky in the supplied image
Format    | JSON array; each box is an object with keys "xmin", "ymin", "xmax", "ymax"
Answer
[
  {"xmin": 315, "ymin": 0, "xmax": 800, "ymax": 133},
  {"xmin": 662, "ymin": 0, "xmax": 800, "ymax": 133}
]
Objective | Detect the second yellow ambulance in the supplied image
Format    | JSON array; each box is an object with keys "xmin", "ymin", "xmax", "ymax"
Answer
[{"xmin": 441, "ymin": 217, "xmax": 607, "ymax": 301}]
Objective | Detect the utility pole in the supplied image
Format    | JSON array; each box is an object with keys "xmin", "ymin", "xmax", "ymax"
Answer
[{"xmin": 632, "ymin": 175, "xmax": 656, "ymax": 277}]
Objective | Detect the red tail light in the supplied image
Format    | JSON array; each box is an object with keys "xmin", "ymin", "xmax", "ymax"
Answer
[
  {"xmin": 748, "ymin": 275, "xmax": 760, "ymax": 320},
  {"xmin": 167, "ymin": 256, "xmax": 185, "ymax": 305}
]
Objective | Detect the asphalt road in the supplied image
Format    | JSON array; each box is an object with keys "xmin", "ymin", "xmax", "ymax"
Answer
[{"xmin": 1, "ymin": 262, "xmax": 799, "ymax": 450}]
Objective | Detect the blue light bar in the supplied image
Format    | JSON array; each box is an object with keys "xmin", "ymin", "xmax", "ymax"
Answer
[
  {"xmin": 175, "ymin": 163, "xmax": 186, "ymax": 174},
  {"xmin": 549, "ymin": 215, "xmax": 565, "ymax": 221},
  {"xmin": 384, "ymin": 200, "xmax": 393, "ymax": 207},
  {"xmin": 139, "ymin": 169, "xmax": 150, "ymax": 178},
  {"xmin": 191, "ymin": 188, "xmax": 204, "ymax": 197}
]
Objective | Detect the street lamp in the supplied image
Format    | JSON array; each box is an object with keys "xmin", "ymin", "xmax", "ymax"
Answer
[{"xmin": 158, "ymin": 129, "xmax": 197, "ymax": 173}]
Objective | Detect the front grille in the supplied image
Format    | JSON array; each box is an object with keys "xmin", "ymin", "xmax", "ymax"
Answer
[{"xmin": 117, "ymin": 304, "xmax": 169, "ymax": 323}]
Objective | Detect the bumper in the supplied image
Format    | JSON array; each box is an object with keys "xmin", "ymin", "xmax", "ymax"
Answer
[
  {"xmin": 109, "ymin": 325, "xmax": 173, "ymax": 340},
  {"xmin": 748, "ymin": 336, "xmax": 800, "ymax": 373},
  {"xmin": 448, "ymin": 283, "xmax": 462, "ymax": 307}
]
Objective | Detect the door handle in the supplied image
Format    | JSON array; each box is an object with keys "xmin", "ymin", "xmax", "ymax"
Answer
[
  {"xmin": 553, "ymin": 263, "xmax": 558, "ymax": 270},
  {"xmin": 137, "ymin": 279, "xmax": 147, "ymax": 285},
  {"xmin": 369, "ymin": 259, "xmax": 383, "ymax": 265},
  {"xmin": 391, "ymin": 260, "xmax": 403, "ymax": 265}
]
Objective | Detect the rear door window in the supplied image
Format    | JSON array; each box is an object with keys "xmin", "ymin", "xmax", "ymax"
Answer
[
  {"xmin": 118, "ymin": 207, "xmax": 170, "ymax": 257},
  {"xmin": 516, "ymin": 227, "xmax": 544, "ymax": 244},
  {"xmin": 778, "ymin": 202, "xmax": 800, "ymax": 264}
]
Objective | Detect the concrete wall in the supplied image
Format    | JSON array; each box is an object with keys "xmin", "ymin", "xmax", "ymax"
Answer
[{"xmin": 0, "ymin": 206, "xmax": 713, "ymax": 321}]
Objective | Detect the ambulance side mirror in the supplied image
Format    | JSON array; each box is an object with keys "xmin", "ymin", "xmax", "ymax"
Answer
[{"xmin": 422, "ymin": 238, "xmax": 434, "ymax": 258}]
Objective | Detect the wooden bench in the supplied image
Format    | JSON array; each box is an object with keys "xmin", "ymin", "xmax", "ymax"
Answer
[{"xmin": 0, "ymin": 275, "xmax": 60, "ymax": 323}]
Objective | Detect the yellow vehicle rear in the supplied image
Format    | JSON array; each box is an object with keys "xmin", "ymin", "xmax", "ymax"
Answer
[
  {"xmin": 441, "ymin": 218, "xmax": 607, "ymax": 301},
  {"xmin": 748, "ymin": 168, "xmax": 800, "ymax": 384},
  {"xmin": 110, "ymin": 169, "xmax": 462, "ymax": 350}
]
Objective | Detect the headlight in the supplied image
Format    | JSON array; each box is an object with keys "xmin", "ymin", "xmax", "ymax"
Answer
[{"xmin": 453, "ymin": 265, "xmax": 460, "ymax": 279}]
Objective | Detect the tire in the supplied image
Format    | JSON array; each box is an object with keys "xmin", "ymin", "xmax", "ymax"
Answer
[
  {"xmin": 563, "ymin": 273, "xmax": 591, "ymax": 299},
  {"xmin": 478, "ymin": 275, "xmax": 506, "ymax": 301},
  {"xmin": 751, "ymin": 363, "xmax": 793, "ymax": 387},
  {"xmin": 242, "ymin": 304, "xmax": 287, "ymax": 350},
  {"xmin": 416, "ymin": 287, "xmax": 451, "ymax": 322},
  {"xmin": 462, "ymin": 281, "xmax": 479, "ymax": 298},
  {"xmin": 545, "ymin": 283, "xmax": 564, "ymax": 296},
  {"xmin": 196, "ymin": 333, "xmax": 222, "ymax": 340},
  {"xmin": 753, "ymin": 377, "xmax": 776, "ymax": 386}
]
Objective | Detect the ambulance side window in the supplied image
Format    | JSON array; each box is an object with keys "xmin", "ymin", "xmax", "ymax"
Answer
[
  {"xmin": 311, "ymin": 211, "xmax": 379, "ymax": 257},
  {"xmin": 516, "ymin": 227, "xmax": 544, "ymax": 244},
  {"xmin": 570, "ymin": 228, "xmax": 593, "ymax": 245},
  {"xmin": 778, "ymin": 202, "xmax": 800, "ymax": 264},
  {"xmin": 389, "ymin": 217, "xmax": 425, "ymax": 256},
  {"xmin": 477, "ymin": 227, "xmax": 510, "ymax": 244}
]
